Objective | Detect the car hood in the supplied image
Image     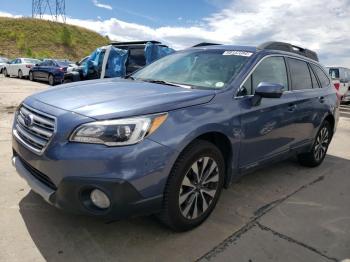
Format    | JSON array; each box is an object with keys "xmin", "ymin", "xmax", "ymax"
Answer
[{"xmin": 31, "ymin": 78, "xmax": 216, "ymax": 120}]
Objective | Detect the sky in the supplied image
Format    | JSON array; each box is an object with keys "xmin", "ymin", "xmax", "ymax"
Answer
[{"xmin": 1, "ymin": 0, "xmax": 350, "ymax": 67}]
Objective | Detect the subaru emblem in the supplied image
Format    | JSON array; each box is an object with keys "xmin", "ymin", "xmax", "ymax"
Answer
[{"xmin": 24, "ymin": 114, "xmax": 34, "ymax": 127}]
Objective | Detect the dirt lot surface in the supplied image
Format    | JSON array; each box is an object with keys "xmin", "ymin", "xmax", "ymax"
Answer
[{"xmin": 0, "ymin": 76, "xmax": 349, "ymax": 262}]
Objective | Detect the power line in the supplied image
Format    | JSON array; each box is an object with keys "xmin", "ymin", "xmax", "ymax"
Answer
[{"xmin": 32, "ymin": 0, "xmax": 66, "ymax": 23}]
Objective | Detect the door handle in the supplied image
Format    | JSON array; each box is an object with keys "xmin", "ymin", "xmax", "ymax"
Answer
[
  {"xmin": 288, "ymin": 104, "xmax": 297, "ymax": 112},
  {"xmin": 319, "ymin": 96, "xmax": 325, "ymax": 103}
]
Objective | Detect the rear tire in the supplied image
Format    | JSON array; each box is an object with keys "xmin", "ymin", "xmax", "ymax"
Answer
[
  {"xmin": 48, "ymin": 74, "xmax": 55, "ymax": 86},
  {"xmin": 3, "ymin": 68, "xmax": 8, "ymax": 77},
  {"xmin": 158, "ymin": 140, "xmax": 225, "ymax": 231},
  {"xmin": 297, "ymin": 121, "xmax": 332, "ymax": 167},
  {"xmin": 18, "ymin": 69, "xmax": 23, "ymax": 79}
]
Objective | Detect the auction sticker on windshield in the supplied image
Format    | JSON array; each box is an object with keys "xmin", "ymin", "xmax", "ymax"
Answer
[{"xmin": 223, "ymin": 51, "xmax": 253, "ymax": 57}]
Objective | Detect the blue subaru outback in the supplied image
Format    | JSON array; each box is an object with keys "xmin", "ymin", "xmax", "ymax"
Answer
[{"xmin": 12, "ymin": 41, "xmax": 339, "ymax": 231}]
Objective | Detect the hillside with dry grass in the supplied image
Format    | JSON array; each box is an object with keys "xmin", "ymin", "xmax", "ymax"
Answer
[{"xmin": 0, "ymin": 17, "xmax": 109, "ymax": 61}]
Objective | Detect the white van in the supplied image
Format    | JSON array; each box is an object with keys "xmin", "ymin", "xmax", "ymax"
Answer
[{"xmin": 327, "ymin": 67, "xmax": 350, "ymax": 101}]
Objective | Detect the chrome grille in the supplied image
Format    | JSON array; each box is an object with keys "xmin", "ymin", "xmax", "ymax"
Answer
[{"xmin": 13, "ymin": 104, "xmax": 56, "ymax": 154}]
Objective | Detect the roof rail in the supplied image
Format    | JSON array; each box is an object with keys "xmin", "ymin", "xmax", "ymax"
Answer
[
  {"xmin": 192, "ymin": 42, "xmax": 221, "ymax": 47},
  {"xmin": 258, "ymin": 41, "xmax": 319, "ymax": 61},
  {"xmin": 110, "ymin": 40, "xmax": 162, "ymax": 46}
]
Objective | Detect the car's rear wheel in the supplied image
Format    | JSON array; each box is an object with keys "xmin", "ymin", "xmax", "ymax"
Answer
[
  {"xmin": 48, "ymin": 74, "xmax": 55, "ymax": 86},
  {"xmin": 3, "ymin": 68, "xmax": 8, "ymax": 77},
  {"xmin": 29, "ymin": 71, "xmax": 34, "ymax": 81},
  {"xmin": 18, "ymin": 69, "xmax": 23, "ymax": 79},
  {"xmin": 298, "ymin": 121, "xmax": 332, "ymax": 167},
  {"xmin": 159, "ymin": 140, "xmax": 225, "ymax": 231}
]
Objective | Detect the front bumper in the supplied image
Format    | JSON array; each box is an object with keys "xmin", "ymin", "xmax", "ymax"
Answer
[
  {"xmin": 11, "ymin": 98, "xmax": 178, "ymax": 218},
  {"xmin": 12, "ymin": 154, "xmax": 163, "ymax": 218}
]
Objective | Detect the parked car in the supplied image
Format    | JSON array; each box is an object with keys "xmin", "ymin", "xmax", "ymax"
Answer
[
  {"xmin": 29, "ymin": 59, "xmax": 71, "ymax": 85},
  {"xmin": 63, "ymin": 41, "xmax": 174, "ymax": 83},
  {"xmin": 327, "ymin": 67, "xmax": 350, "ymax": 100},
  {"xmin": 12, "ymin": 41, "xmax": 339, "ymax": 231},
  {"xmin": 0, "ymin": 57, "xmax": 9, "ymax": 74},
  {"xmin": 66, "ymin": 56, "xmax": 90, "ymax": 74},
  {"xmin": 3, "ymin": 58, "xmax": 41, "ymax": 79}
]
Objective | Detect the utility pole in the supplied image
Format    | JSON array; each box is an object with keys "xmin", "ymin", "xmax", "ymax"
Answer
[{"xmin": 32, "ymin": 0, "xmax": 66, "ymax": 23}]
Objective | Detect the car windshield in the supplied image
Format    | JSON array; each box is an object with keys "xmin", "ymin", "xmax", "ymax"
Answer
[
  {"xmin": 132, "ymin": 49, "xmax": 250, "ymax": 89},
  {"xmin": 23, "ymin": 59, "xmax": 41, "ymax": 64}
]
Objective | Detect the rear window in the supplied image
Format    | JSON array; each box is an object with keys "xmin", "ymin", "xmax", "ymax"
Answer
[
  {"xmin": 128, "ymin": 48, "xmax": 146, "ymax": 67},
  {"xmin": 56, "ymin": 61, "xmax": 70, "ymax": 67},
  {"xmin": 329, "ymin": 68, "xmax": 339, "ymax": 79},
  {"xmin": 288, "ymin": 58, "xmax": 313, "ymax": 90},
  {"xmin": 312, "ymin": 65, "xmax": 330, "ymax": 88}
]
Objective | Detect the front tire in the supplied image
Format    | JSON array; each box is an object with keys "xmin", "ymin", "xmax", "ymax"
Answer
[
  {"xmin": 29, "ymin": 71, "xmax": 34, "ymax": 81},
  {"xmin": 159, "ymin": 140, "xmax": 225, "ymax": 231},
  {"xmin": 298, "ymin": 121, "xmax": 332, "ymax": 167},
  {"xmin": 3, "ymin": 68, "xmax": 8, "ymax": 77}
]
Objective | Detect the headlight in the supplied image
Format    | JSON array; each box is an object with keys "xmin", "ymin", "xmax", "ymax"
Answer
[{"xmin": 70, "ymin": 113, "xmax": 168, "ymax": 146}]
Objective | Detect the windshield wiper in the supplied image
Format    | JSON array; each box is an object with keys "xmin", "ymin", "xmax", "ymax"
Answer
[{"xmin": 141, "ymin": 79, "xmax": 192, "ymax": 88}]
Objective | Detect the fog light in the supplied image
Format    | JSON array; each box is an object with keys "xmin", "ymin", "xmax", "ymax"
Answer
[{"xmin": 90, "ymin": 189, "xmax": 110, "ymax": 209}]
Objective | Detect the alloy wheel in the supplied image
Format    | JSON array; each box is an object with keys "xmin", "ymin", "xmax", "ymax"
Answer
[
  {"xmin": 314, "ymin": 126, "xmax": 329, "ymax": 161},
  {"xmin": 179, "ymin": 157, "xmax": 219, "ymax": 220},
  {"xmin": 18, "ymin": 70, "xmax": 23, "ymax": 79}
]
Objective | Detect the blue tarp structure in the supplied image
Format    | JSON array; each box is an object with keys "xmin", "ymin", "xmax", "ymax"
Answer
[
  {"xmin": 105, "ymin": 47, "xmax": 128, "ymax": 78},
  {"xmin": 83, "ymin": 47, "xmax": 104, "ymax": 77},
  {"xmin": 83, "ymin": 42, "xmax": 174, "ymax": 79},
  {"xmin": 144, "ymin": 42, "xmax": 175, "ymax": 65}
]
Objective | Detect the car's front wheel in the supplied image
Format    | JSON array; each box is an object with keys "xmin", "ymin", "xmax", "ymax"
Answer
[
  {"xmin": 159, "ymin": 140, "xmax": 225, "ymax": 231},
  {"xmin": 3, "ymin": 68, "xmax": 8, "ymax": 77},
  {"xmin": 29, "ymin": 71, "xmax": 34, "ymax": 81},
  {"xmin": 298, "ymin": 121, "xmax": 332, "ymax": 167}
]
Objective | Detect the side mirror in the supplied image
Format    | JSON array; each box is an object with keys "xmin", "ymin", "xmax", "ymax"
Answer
[
  {"xmin": 35, "ymin": 64, "xmax": 39, "ymax": 66},
  {"xmin": 76, "ymin": 61, "xmax": 80, "ymax": 66},
  {"xmin": 251, "ymin": 82, "xmax": 284, "ymax": 106},
  {"xmin": 255, "ymin": 82, "xmax": 284, "ymax": 98}
]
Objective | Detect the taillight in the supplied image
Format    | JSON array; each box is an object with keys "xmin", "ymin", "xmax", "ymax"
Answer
[
  {"xmin": 334, "ymin": 83, "xmax": 340, "ymax": 90},
  {"xmin": 26, "ymin": 65, "xmax": 32, "ymax": 68},
  {"xmin": 58, "ymin": 67, "xmax": 66, "ymax": 72}
]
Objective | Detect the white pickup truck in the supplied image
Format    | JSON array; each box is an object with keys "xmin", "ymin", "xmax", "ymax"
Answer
[{"xmin": 327, "ymin": 67, "xmax": 350, "ymax": 102}]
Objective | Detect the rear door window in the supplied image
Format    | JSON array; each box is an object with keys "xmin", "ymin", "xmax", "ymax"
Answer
[
  {"xmin": 309, "ymin": 65, "xmax": 320, "ymax": 88},
  {"xmin": 241, "ymin": 56, "xmax": 288, "ymax": 96},
  {"xmin": 287, "ymin": 58, "xmax": 313, "ymax": 90},
  {"xmin": 311, "ymin": 64, "xmax": 330, "ymax": 88}
]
